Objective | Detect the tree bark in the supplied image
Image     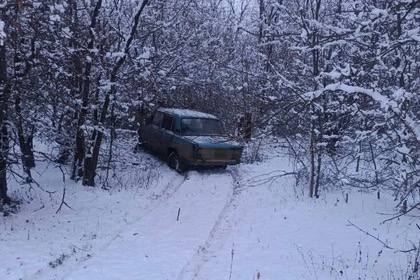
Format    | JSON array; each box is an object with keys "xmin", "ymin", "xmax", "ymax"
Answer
[
  {"xmin": 309, "ymin": 117, "xmax": 316, "ymax": 198},
  {"xmin": 15, "ymin": 95, "xmax": 35, "ymax": 176},
  {"xmin": 71, "ymin": 0, "xmax": 103, "ymax": 181},
  {"xmin": 0, "ymin": 41, "xmax": 10, "ymax": 203},
  {"xmin": 258, "ymin": 0, "xmax": 265, "ymax": 43},
  {"xmin": 314, "ymin": 145, "xmax": 322, "ymax": 198},
  {"xmin": 308, "ymin": 0, "xmax": 322, "ymax": 199},
  {"xmin": 9, "ymin": 6, "xmax": 36, "ymax": 180}
]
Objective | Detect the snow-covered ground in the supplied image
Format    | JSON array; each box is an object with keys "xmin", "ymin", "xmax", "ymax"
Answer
[{"xmin": 1, "ymin": 141, "xmax": 418, "ymax": 280}]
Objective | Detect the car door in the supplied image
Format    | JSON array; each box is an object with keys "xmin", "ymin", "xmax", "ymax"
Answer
[{"xmin": 160, "ymin": 114, "xmax": 175, "ymax": 152}]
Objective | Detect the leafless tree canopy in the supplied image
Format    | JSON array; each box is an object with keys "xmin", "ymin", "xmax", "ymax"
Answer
[{"xmin": 0, "ymin": 0, "xmax": 418, "ymax": 273}]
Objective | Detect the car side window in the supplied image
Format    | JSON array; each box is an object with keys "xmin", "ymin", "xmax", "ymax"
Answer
[
  {"xmin": 152, "ymin": 112, "xmax": 164, "ymax": 127},
  {"xmin": 162, "ymin": 114, "xmax": 173, "ymax": 131}
]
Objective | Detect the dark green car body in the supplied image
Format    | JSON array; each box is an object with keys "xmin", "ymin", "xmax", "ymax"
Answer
[{"xmin": 140, "ymin": 108, "xmax": 243, "ymax": 169}]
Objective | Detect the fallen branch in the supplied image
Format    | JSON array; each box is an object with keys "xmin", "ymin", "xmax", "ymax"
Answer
[
  {"xmin": 244, "ymin": 170, "xmax": 297, "ymax": 188},
  {"xmin": 56, "ymin": 187, "xmax": 73, "ymax": 214},
  {"xmin": 381, "ymin": 202, "xmax": 420, "ymax": 224},
  {"xmin": 347, "ymin": 220, "xmax": 417, "ymax": 253}
]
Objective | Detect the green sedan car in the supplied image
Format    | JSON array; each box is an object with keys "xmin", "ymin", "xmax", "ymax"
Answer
[{"xmin": 140, "ymin": 108, "xmax": 243, "ymax": 172}]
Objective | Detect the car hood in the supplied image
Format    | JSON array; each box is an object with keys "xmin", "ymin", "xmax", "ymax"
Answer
[{"xmin": 184, "ymin": 136, "xmax": 242, "ymax": 149}]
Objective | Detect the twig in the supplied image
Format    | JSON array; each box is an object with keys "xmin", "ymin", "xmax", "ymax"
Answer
[
  {"xmin": 381, "ymin": 202, "xmax": 420, "ymax": 224},
  {"xmin": 229, "ymin": 242, "xmax": 235, "ymax": 280},
  {"xmin": 176, "ymin": 207, "xmax": 181, "ymax": 221},
  {"xmin": 244, "ymin": 170, "xmax": 297, "ymax": 188},
  {"xmin": 56, "ymin": 187, "xmax": 73, "ymax": 214},
  {"xmin": 9, "ymin": 168, "xmax": 55, "ymax": 194},
  {"xmin": 347, "ymin": 220, "xmax": 417, "ymax": 253},
  {"xmin": 58, "ymin": 165, "xmax": 66, "ymax": 183}
]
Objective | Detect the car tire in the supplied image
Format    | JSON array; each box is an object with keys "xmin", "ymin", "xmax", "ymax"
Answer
[
  {"xmin": 142, "ymin": 142, "xmax": 150, "ymax": 151},
  {"xmin": 134, "ymin": 142, "xmax": 146, "ymax": 153},
  {"xmin": 168, "ymin": 152, "xmax": 186, "ymax": 173}
]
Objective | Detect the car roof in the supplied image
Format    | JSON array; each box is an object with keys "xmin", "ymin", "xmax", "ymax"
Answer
[{"xmin": 157, "ymin": 108, "xmax": 218, "ymax": 119}]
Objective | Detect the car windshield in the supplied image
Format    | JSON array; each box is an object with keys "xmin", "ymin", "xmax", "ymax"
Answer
[{"xmin": 181, "ymin": 118, "xmax": 224, "ymax": 136}]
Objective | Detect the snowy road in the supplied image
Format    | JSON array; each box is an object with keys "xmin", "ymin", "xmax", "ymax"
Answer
[
  {"xmin": 2, "ymin": 149, "xmax": 416, "ymax": 280},
  {"xmin": 64, "ymin": 170, "xmax": 236, "ymax": 280}
]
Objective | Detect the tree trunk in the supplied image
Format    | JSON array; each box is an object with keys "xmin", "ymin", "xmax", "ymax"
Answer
[
  {"xmin": 314, "ymin": 147, "xmax": 322, "ymax": 198},
  {"xmin": 103, "ymin": 103, "xmax": 115, "ymax": 188},
  {"xmin": 258, "ymin": 0, "xmax": 265, "ymax": 43},
  {"xmin": 0, "ymin": 123, "xmax": 9, "ymax": 204},
  {"xmin": 244, "ymin": 113, "xmax": 252, "ymax": 142},
  {"xmin": 82, "ymin": 86, "xmax": 111, "ymax": 186},
  {"xmin": 71, "ymin": 0, "xmax": 103, "ymax": 181},
  {"xmin": 9, "ymin": 6, "xmax": 36, "ymax": 181},
  {"xmin": 82, "ymin": 0, "xmax": 150, "ymax": 186},
  {"xmin": 15, "ymin": 95, "xmax": 35, "ymax": 177},
  {"xmin": 308, "ymin": 0, "xmax": 322, "ymax": 199},
  {"xmin": 0, "ymin": 41, "xmax": 10, "ymax": 204},
  {"xmin": 309, "ymin": 119, "xmax": 316, "ymax": 198}
]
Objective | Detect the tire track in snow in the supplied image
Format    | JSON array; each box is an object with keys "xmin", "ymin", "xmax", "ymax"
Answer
[
  {"xmin": 176, "ymin": 168, "xmax": 242, "ymax": 280},
  {"xmin": 25, "ymin": 172, "xmax": 188, "ymax": 280}
]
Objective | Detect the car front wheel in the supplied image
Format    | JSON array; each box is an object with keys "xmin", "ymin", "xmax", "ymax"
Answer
[{"xmin": 168, "ymin": 152, "xmax": 186, "ymax": 173}]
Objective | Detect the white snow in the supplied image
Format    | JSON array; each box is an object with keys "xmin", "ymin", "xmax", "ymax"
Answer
[
  {"xmin": 305, "ymin": 83, "xmax": 420, "ymax": 141},
  {"xmin": 158, "ymin": 108, "xmax": 218, "ymax": 119},
  {"xmin": 184, "ymin": 136, "xmax": 241, "ymax": 146},
  {"xmin": 0, "ymin": 141, "xmax": 417, "ymax": 280},
  {"xmin": 0, "ymin": 20, "xmax": 5, "ymax": 46}
]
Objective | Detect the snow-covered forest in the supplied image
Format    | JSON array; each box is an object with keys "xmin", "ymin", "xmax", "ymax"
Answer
[{"xmin": 0, "ymin": 0, "xmax": 419, "ymax": 279}]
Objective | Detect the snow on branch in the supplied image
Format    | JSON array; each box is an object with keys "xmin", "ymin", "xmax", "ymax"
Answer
[
  {"xmin": 0, "ymin": 20, "xmax": 5, "ymax": 46},
  {"xmin": 305, "ymin": 83, "xmax": 420, "ymax": 141}
]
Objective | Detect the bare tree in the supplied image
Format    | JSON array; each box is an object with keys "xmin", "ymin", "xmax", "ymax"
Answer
[{"xmin": 0, "ymin": 10, "xmax": 10, "ymax": 204}]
